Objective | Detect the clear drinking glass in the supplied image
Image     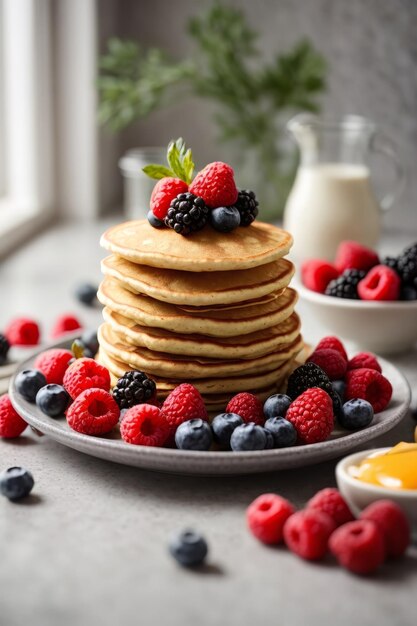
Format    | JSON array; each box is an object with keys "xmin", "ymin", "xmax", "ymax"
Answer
[{"xmin": 119, "ymin": 147, "xmax": 166, "ymax": 220}]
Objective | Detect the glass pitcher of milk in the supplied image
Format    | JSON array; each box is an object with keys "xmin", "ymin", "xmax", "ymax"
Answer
[{"xmin": 283, "ymin": 114, "xmax": 404, "ymax": 261}]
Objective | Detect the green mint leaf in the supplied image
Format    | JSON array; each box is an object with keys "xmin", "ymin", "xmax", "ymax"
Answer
[
  {"xmin": 142, "ymin": 164, "xmax": 174, "ymax": 180},
  {"xmin": 167, "ymin": 140, "xmax": 187, "ymax": 181},
  {"xmin": 182, "ymin": 148, "xmax": 195, "ymax": 183}
]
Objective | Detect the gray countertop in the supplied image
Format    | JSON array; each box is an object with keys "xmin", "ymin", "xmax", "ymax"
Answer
[{"xmin": 0, "ymin": 219, "xmax": 416, "ymax": 626}]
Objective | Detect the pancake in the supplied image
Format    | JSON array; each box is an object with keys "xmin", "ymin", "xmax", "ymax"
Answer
[
  {"xmin": 103, "ymin": 308, "xmax": 301, "ymax": 359},
  {"xmin": 98, "ymin": 323, "xmax": 303, "ymax": 379},
  {"xmin": 101, "ymin": 254, "xmax": 295, "ymax": 306},
  {"xmin": 97, "ymin": 277, "xmax": 298, "ymax": 337},
  {"xmin": 101, "ymin": 220, "xmax": 293, "ymax": 272}
]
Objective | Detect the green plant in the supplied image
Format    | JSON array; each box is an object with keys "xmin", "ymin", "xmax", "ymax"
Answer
[{"xmin": 98, "ymin": 2, "xmax": 326, "ymax": 217}]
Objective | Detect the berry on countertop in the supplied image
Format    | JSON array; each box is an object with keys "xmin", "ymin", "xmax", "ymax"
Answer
[
  {"xmin": 51, "ymin": 314, "xmax": 82, "ymax": 339},
  {"xmin": 357, "ymin": 265, "xmax": 401, "ymax": 301},
  {"xmin": 345, "ymin": 368, "xmax": 392, "ymax": 413},
  {"xmin": 0, "ymin": 333, "xmax": 10, "ymax": 364},
  {"xmin": 334, "ymin": 240, "xmax": 379, "ymax": 274},
  {"xmin": 112, "ymin": 370, "xmax": 157, "ymax": 410},
  {"xmin": 33, "ymin": 348, "xmax": 73, "ymax": 385},
  {"xmin": 283, "ymin": 509, "xmax": 335, "ymax": 561},
  {"xmin": 74, "ymin": 283, "xmax": 98, "ymax": 307},
  {"xmin": 286, "ymin": 362, "xmax": 342, "ymax": 419},
  {"xmin": 0, "ymin": 394, "xmax": 27, "ymax": 438},
  {"xmin": 347, "ymin": 352, "xmax": 381, "ymax": 373},
  {"xmin": 263, "ymin": 393, "xmax": 292, "ymax": 419},
  {"xmin": 315, "ymin": 336, "xmax": 348, "ymax": 361},
  {"xmin": 150, "ymin": 177, "xmax": 188, "ymax": 220},
  {"xmin": 175, "ymin": 418, "xmax": 213, "ymax": 451},
  {"xmin": 286, "ymin": 387, "xmax": 334, "ymax": 445},
  {"xmin": 211, "ymin": 412, "xmax": 243, "ymax": 448},
  {"xmin": 307, "ymin": 348, "xmax": 347, "ymax": 381},
  {"xmin": 233, "ymin": 189, "xmax": 259, "ymax": 227},
  {"xmin": 15, "ymin": 369, "xmax": 47, "ymax": 402},
  {"xmin": 120, "ymin": 403, "xmax": 169, "ymax": 446},
  {"xmin": 332, "ymin": 380, "xmax": 346, "ymax": 403},
  {"xmin": 230, "ymin": 422, "xmax": 267, "ymax": 451},
  {"xmin": 339, "ymin": 398, "xmax": 374, "ymax": 430},
  {"xmin": 165, "ymin": 192, "xmax": 209, "ymax": 236},
  {"xmin": 63, "ymin": 357, "xmax": 111, "ymax": 399},
  {"xmin": 5, "ymin": 318, "xmax": 40, "ymax": 346},
  {"xmin": 396, "ymin": 242, "xmax": 417, "ymax": 284},
  {"xmin": 189, "ymin": 161, "xmax": 238, "ymax": 209},
  {"xmin": 325, "ymin": 269, "xmax": 366, "ymax": 299},
  {"xmin": 147, "ymin": 210, "xmax": 165, "ymax": 229},
  {"xmin": 66, "ymin": 387, "xmax": 119, "ymax": 435},
  {"xmin": 209, "ymin": 206, "xmax": 240, "ymax": 233},
  {"xmin": 161, "ymin": 383, "xmax": 208, "ymax": 430},
  {"xmin": 0, "ymin": 467, "xmax": 34, "ymax": 501},
  {"xmin": 247, "ymin": 493, "xmax": 295, "ymax": 544},
  {"xmin": 301, "ymin": 259, "xmax": 339, "ymax": 294},
  {"xmin": 36, "ymin": 384, "xmax": 70, "ymax": 417},
  {"xmin": 360, "ymin": 500, "xmax": 410, "ymax": 558},
  {"xmin": 264, "ymin": 417, "xmax": 297, "ymax": 448},
  {"xmin": 226, "ymin": 392, "xmax": 264, "ymax": 426},
  {"xmin": 329, "ymin": 519, "xmax": 385, "ymax": 575},
  {"xmin": 307, "ymin": 488, "xmax": 354, "ymax": 527},
  {"xmin": 169, "ymin": 529, "xmax": 208, "ymax": 568}
]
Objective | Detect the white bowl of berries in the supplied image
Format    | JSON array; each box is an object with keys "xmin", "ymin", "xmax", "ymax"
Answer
[{"xmin": 298, "ymin": 240, "xmax": 417, "ymax": 354}]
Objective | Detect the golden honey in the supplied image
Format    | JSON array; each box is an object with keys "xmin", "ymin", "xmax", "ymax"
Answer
[{"xmin": 351, "ymin": 442, "xmax": 417, "ymax": 490}]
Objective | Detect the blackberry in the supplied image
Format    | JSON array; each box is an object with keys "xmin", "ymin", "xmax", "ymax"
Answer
[
  {"xmin": 397, "ymin": 242, "xmax": 417, "ymax": 284},
  {"xmin": 165, "ymin": 192, "xmax": 209, "ymax": 235},
  {"xmin": 112, "ymin": 370, "xmax": 156, "ymax": 409},
  {"xmin": 325, "ymin": 269, "xmax": 366, "ymax": 299},
  {"xmin": 382, "ymin": 256, "xmax": 400, "ymax": 274},
  {"xmin": 287, "ymin": 362, "xmax": 342, "ymax": 419},
  {"xmin": 233, "ymin": 189, "xmax": 259, "ymax": 226},
  {"xmin": 0, "ymin": 333, "xmax": 10, "ymax": 365}
]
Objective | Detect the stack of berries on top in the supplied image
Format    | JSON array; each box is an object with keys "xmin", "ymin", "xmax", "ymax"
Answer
[
  {"xmin": 302, "ymin": 239, "xmax": 417, "ymax": 301},
  {"xmin": 143, "ymin": 138, "xmax": 258, "ymax": 236},
  {"xmin": 246, "ymin": 488, "xmax": 410, "ymax": 575}
]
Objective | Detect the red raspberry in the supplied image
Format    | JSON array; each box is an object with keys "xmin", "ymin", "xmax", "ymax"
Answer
[
  {"xmin": 51, "ymin": 314, "xmax": 82, "ymax": 339},
  {"xmin": 348, "ymin": 352, "xmax": 381, "ymax": 373},
  {"xmin": 225, "ymin": 392, "xmax": 264, "ymax": 426},
  {"xmin": 307, "ymin": 348, "xmax": 347, "ymax": 381},
  {"xmin": 66, "ymin": 388, "xmax": 119, "ymax": 435},
  {"xmin": 345, "ymin": 368, "xmax": 392, "ymax": 413},
  {"xmin": 285, "ymin": 388, "xmax": 334, "ymax": 444},
  {"xmin": 301, "ymin": 259, "xmax": 338, "ymax": 294},
  {"xmin": 161, "ymin": 383, "xmax": 208, "ymax": 429},
  {"xmin": 329, "ymin": 519, "xmax": 385, "ymax": 575},
  {"xmin": 150, "ymin": 177, "xmax": 188, "ymax": 220},
  {"xmin": 0, "ymin": 394, "xmax": 27, "ymax": 438},
  {"xmin": 335, "ymin": 240, "xmax": 379, "ymax": 273},
  {"xmin": 63, "ymin": 358, "xmax": 110, "ymax": 399},
  {"xmin": 357, "ymin": 265, "xmax": 401, "ymax": 301},
  {"xmin": 5, "ymin": 318, "xmax": 40, "ymax": 346},
  {"xmin": 283, "ymin": 509, "xmax": 335, "ymax": 560},
  {"xmin": 360, "ymin": 500, "xmax": 410, "ymax": 558},
  {"xmin": 247, "ymin": 493, "xmax": 295, "ymax": 544},
  {"xmin": 315, "ymin": 336, "xmax": 348, "ymax": 361},
  {"xmin": 34, "ymin": 348, "xmax": 73, "ymax": 384},
  {"xmin": 307, "ymin": 488, "xmax": 354, "ymax": 527},
  {"xmin": 189, "ymin": 162, "xmax": 238, "ymax": 208},
  {"xmin": 120, "ymin": 404, "xmax": 170, "ymax": 447}
]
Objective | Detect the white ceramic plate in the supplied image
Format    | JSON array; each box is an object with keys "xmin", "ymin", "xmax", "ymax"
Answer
[{"xmin": 9, "ymin": 339, "xmax": 411, "ymax": 476}]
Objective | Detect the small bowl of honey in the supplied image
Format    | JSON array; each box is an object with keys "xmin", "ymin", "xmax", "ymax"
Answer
[{"xmin": 336, "ymin": 443, "xmax": 417, "ymax": 531}]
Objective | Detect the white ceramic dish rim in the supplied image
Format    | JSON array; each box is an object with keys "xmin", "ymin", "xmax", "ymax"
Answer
[{"xmin": 336, "ymin": 447, "xmax": 417, "ymax": 499}]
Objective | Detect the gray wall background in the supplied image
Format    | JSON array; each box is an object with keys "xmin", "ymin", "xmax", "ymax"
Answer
[{"xmin": 100, "ymin": 0, "xmax": 417, "ymax": 233}]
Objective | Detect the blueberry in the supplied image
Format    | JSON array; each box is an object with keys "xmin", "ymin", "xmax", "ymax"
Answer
[
  {"xmin": 169, "ymin": 529, "xmax": 208, "ymax": 567},
  {"xmin": 147, "ymin": 210, "xmax": 165, "ymax": 229},
  {"xmin": 0, "ymin": 467, "xmax": 34, "ymax": 500},
  {"xmin": 400, "ymin": 285, "xmax": 417, "ymax": 301},
  {"xmin": 81, "ymin": 329, "xmax": 99, "ymax": 355},
  {"xmin": 15, "ymin": 369, "xmax": 47, "ymax": 402},
  {"xmin": 75, "ymin": 283, "xmax": 98, "ymax": 306},
  {"xmin": 211, "ymin": 412, "xmax": 243, "ymax": 447},
  {"xmin": 175, "ymin": 419, "xmax": 213, "ymax": 451},
  {"xmin": 230, "ymin": 423, "xmax": 266, "ymax": 451},
  {"xmin": 263, "ymin": 428, "xmax": 275, "ymax": 449},
  {"xmin": 332, "ymin": 380, "xmax": 346, "ymax": 403},
  {"xmin": 264, "ymin": 417, "xmax": 297, "ymax": 448},
  {"xmin": 209, "ymin": 206, "xmax": 240, "ymax": 233},
  {"xmin": 339, "ymin": 398, "xmax": 374, "ymax": 430},
  {"xmin": 263, "ymin": 393, "xmax": 292, "ymax": 419},
  {"xmin": 36, "ymin": 384, "xmax": 70, "ymax": 417}
]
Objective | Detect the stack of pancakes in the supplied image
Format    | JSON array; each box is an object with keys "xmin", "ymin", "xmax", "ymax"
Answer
[{"xmin": 97, "ymin": 220, "xmax": 302, "ymax": 411}]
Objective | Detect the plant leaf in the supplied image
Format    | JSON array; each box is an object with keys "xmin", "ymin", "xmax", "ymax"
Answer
[
  {"xmin": 142, "ymin": 164, "xmax": 174, "ymax": 180},
  {"xmin": 167, "ymin": 140, "xmax": 187, "ymax": 181},
  {"xmin": 182, "ymin": 148, "xmax": 195, "ymax": 183}
]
